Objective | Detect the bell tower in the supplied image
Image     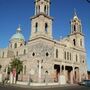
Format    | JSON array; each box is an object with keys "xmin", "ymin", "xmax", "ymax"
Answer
[
  {"xmin": 71, "ymin": 11, "xmax": 82, "ymax": 34},
  {"xmin": 30, "ymin": 0, "xmax": 53, "ymax": 40},
  {"xmin": 35, "ymin": 0, "xmax": 50, "ymax": 16},
  {"xmin": 70, "ymin": 10, "xmax": 85, "ymax": 48}
]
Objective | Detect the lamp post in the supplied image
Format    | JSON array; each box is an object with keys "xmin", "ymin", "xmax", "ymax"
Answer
[
  {"xmin": 37, "ymin": 60, "xmax": 43, "ymax": 83},
  {"xmin": 28, "ymin": 69, "xmax": 35, "ymax": 86}
]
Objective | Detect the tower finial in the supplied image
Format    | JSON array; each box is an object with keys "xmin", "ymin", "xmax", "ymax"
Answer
[
  {"xmin": 74, "ymin": 8, "xmax": 77, "ymax": 16},
  {"xmin": 16, "ymin": 24, "xmax": 21, "ymax": 33},
  {"xmin": 73, "ymin": 8, "xmax": 79, "ymax": 20}
]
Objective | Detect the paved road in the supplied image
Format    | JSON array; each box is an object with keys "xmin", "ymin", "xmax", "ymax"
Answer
[{"xmin": 0, "ymin": 84, "xmax": 90, "ymax": 90}]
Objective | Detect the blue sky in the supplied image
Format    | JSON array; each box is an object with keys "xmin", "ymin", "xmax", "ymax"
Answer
[{"xmin": 0, "ymin": 0, "xmax": 90, "ymax": 70}]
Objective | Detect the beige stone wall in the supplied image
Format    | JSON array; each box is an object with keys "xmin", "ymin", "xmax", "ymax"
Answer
[
  {"xmin": 30, "ymin": 15, "xmax": 52, "ymax": 40},
  {"xmin": 0, "ymin": 36, "xmax": 88, "ymax": 83}
]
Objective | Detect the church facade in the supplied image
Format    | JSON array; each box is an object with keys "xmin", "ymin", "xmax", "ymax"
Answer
[{"xmin": 0, "ymin": 0, "xmax": 88, "ymax": 84}]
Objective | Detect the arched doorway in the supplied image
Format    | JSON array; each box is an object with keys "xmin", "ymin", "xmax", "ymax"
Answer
[{"xmin": 54, "ymin": 64, "xmax": 60, "ymax": 82}]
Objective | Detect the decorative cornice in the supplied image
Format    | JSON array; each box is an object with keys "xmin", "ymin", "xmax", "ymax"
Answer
[
  {"xmin": 69, "ymin": 32, "xmax": 84, "ymax": 36},
  {"xmin": 30, "ymin": 13, "xmax": 53, "ymax": 20}
]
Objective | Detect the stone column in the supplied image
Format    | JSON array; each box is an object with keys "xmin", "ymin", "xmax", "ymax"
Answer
[
  {"xmin": 38, "ymin": 60, "xmax": 42, "ymax": 83},
  {"xmin": 60, "ymin": 65, "xmax": 62, "ymax": 75},
  {"xmin": 79, "ymin": 69, "xmax": 81, "ymax": 82},
  {"xmin": 63, "ymin": 65, "xmax": 65, "ymax": 75},
  {"xmin": 58, "ymin": 65, "xmax": 62, "ymax": 84},
  {"xmin": 70, "ymin": 67, "xmax": 74, "ymax": 84},
  {"xmin": 76, "ymin": 68, "xmax": 79, "ymax": 83},
  {"xmin": 59, "ymin": 65, "xmax": 66, "ymax": 85}
]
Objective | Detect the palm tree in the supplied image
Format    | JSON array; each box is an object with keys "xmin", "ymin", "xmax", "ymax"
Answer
[{"xmin": 9, "ymin": 58, "xmax": 23, "ymax": 80}]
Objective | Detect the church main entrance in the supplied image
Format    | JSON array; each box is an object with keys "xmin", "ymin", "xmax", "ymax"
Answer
[{"xmin": 54, "ymin": 64, "xmax": 60, "ymax": 82}]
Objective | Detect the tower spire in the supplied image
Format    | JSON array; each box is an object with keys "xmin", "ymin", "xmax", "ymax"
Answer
[{"xmin": 70, "ymin": 9, "xmax": 82, "ymax": 35}]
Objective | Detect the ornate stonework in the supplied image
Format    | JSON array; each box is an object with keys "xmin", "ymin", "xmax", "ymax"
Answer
[{"xmin": 0, "ymin": 0, "xmax": 88, "ymax": 84}]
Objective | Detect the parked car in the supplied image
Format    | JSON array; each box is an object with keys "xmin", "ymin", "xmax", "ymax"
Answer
[{"xmin": 78, "ymin": 80, "xmax": 90, "ymax": 87}]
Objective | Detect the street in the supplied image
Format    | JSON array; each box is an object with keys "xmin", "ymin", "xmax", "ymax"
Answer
[{"xmin": 0, "ymin": 84, "xmax": 90, "ymax": 90}]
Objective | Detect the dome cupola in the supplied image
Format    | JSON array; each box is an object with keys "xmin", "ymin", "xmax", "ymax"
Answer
[
  {"xmin": 10, "ymin": 25, "xmax": 25, "ymax": 41},
  {"xmin": 9, "ymin": 25, "xmax": 25, "ymax": 49}
]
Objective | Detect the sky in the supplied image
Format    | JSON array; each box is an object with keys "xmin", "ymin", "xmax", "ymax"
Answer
[{"xmin": 0, "ymin": 0, "xmax": 90, "ymax": 70}]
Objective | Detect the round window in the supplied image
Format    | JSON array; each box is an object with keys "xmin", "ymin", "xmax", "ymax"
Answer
[
  {"xmin": 32, "ymin": 52, "xmax": 35, "ymax": 56},
  {"xmin": 46, "ymin": 52, "xmax": 49, "ymax": 57}
]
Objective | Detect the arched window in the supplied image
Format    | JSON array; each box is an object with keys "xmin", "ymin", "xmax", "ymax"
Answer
[
  {"xmin": 74, "ymin": 25, "xmax": 76, "ymax": 31},
  {"xmin": 35, "ymin": 22, "xmax": 38, "ymax": 33},
  {"xmin": 73, "ymin": 39, "xmax": 76, "ymax": 46},
  {"xmin": 44, "ymin": 5, "xmax": 47, "ymax": 14},
  {"xmin": 64, "ymin": 51, "xmax": 66, "ymax": 60},
  {"xmin": 67, "ymin": 52, "xmax": 69, "ymax": 60},
  {"xmin": 56, "ymin": 49, "xmax": 58, "ymax": 58},
  {"xmin": 24, "ymin": 49, "xmax": 26, "ymax": 55},
  {"xmin": 20, "ymin": 43, "xmax": 22, "ymax": 47},
  {"xmin": 46, "ymin": 52, "xmax": 49, "ymax": 57},
  {"xmin": 36, "ymin": 5, "xmax": 40, "ymax": 14},
  {"xmin": 45, "ymin": 23, "xmax": 48, "ymax": 33},
  {"xmin": 38, "ymin": 5, "xmax": 40, "ymax": 13},
  {"xmin": 14, "ymin": 43, "xmax": 17, "ymax": 48}
]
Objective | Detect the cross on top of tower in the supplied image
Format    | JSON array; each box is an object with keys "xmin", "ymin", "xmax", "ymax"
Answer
[
  {"xmin": 73, "ymin": 9, "xmax": 79, "ymax": 20},
  {"xmin": 74, "ymin": 8, "xmax": 77, "ymax": 16}
]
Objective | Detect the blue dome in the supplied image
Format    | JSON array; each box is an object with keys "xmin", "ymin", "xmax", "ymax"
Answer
[{"xmin": 11, "ymin": 33, "xmax": 25, "ymax": 41}]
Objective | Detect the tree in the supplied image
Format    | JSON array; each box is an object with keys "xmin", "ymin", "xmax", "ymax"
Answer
[{"xmin": 9, "ymin": 58, "xmax": 23, "ymax": 80}]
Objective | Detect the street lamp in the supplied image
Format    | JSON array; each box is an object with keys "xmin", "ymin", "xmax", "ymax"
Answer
[
  {"xmin": 28, "ymin": 69, "xmax": 35, "ymax": 86},
  {"xmin": 37, "ymin": 60, "xmax": 43, "ymax": 83}
]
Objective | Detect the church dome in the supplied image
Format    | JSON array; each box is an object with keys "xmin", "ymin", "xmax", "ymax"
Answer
[
  {"xmin": 11, "ymin": 33, "xmax": 25, "ymax": 41},
  {"xmin": 10, "ymin": 26, "xmax": 25, "ymax": 41}
]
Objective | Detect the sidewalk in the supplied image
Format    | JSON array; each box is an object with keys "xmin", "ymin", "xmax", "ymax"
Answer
[{"xmin": 3, "ymin": 83, "xmax": 78, "ymax": 89}]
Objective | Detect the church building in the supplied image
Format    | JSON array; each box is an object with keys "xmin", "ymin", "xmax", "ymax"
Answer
[{"xmin": 0, "ymin": 0, "xmax": 88, "ymax": 84}]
